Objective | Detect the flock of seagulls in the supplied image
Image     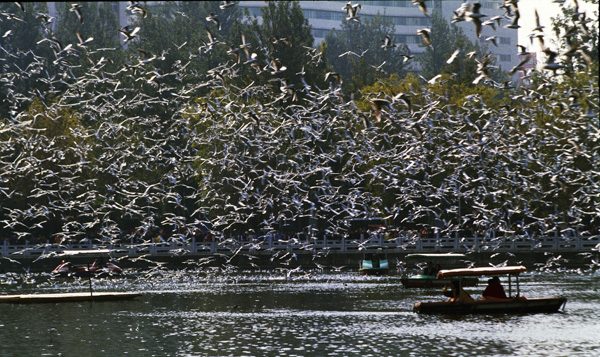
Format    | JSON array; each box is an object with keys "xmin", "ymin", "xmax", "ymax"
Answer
[{"xmin": 0, "ymin": 1, "xmax": 597, "ymax": 273}]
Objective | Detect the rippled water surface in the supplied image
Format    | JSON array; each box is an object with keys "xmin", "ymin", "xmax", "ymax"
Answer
[{"xmin": 0, "ymin": 271, "xmax": 598, "ymax": 356}]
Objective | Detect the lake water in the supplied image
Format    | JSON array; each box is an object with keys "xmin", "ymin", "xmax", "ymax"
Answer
[{"xmin": 0, "ymin": 270, "xmax": 598, "ymax": 356}]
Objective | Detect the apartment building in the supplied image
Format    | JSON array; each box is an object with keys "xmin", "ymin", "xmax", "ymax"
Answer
[
  {"xmin": 46, "ymin": 1, "xmax": 519, "ymax": 75},
  {"xmin": 240, "ymin": 1, "xmax": 520, "ymax": 75}
]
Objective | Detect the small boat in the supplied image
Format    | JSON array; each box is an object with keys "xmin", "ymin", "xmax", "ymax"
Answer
[
  {"xmin": 413, "ymin": 266, "xmax": 567, "ymax": 314},
  {"xmin": 400, "ymin": 253, "xmax": 478, "ymax": 288},
  {"xmin": 38, "ymin": 249, "xmax": 141, "ymax": 304},
  {"xmin": 52, "ymin": 249, "xmax": 123, "ymax": 278},
  {"xmin": 359, "ymin": 245, "xmax": 389, "ymax": 275},
  {"xmin": 0, "ymin": 292, "xmax": 141, "ymax": 304}
]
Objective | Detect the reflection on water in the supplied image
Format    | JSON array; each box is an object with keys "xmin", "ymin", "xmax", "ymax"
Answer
[{"xmin": 0, "ymin": 272, "xmax": 599, "ymax": 356}]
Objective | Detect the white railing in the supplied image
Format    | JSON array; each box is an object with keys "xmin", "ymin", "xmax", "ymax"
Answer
[{"xmin": 2, "ymin": 234, "xmax": 599, "ymax": 257}]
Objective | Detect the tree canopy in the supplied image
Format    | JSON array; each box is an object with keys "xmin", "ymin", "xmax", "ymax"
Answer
[
  {"xmin": 417, "ymin": 11, "xmax": 501, "ymax": 85},
  {"xmin": 325, "ymin": 13, "xmax": 410, "ymax": 96},
  {"xmin": 0, "ymin": 1, "xmax": 597, "ymax": 246}
]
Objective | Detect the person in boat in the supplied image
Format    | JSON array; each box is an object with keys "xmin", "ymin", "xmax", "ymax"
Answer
[
  {"xmin": 370, "ymin": 253, "xmax": 380, "ymax": 268},
  {"xmin": 61, "ymin": 261, "xmax": 73, "ymax": 269},
  {"xmin": 423, "ymin": 261, "xmax": 435, "ymax": 276},
  {"xmin": 96, "ymin": 256, "xmax": 106, "ymax": 268},
  {"xmin": 445, "ymin": 280, "xmax": 475, "ymax": 303},
  {"xmin": 482, "ymin": 276, "xmax": 508, "ymax": 300}
]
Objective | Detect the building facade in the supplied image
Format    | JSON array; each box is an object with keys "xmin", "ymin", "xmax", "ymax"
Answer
[
  {"xmin": 240, "ymin": 0, "xmax": 520, "ymax": 76},
  {"xmin": 46, "ymin": 1, "xmax": 520, "ymax": 76}
]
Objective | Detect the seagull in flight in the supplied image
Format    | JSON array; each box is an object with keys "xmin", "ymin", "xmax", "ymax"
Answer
[
  {"xmin": 70, "ymin": 3, "xmax": 83, "ymax": 23},
  {"xmin": 119, "ymin": 26, "xmax": 140, "ymax": 43}
]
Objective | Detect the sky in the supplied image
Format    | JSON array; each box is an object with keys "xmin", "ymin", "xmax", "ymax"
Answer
[{"xmin": 518, "ymin": 0, "xmax": 598, "ymax": 53}]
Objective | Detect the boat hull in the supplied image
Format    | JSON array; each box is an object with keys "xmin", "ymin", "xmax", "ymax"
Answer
[
  {"xmin": 360, "ymin": 257, "xmax": 390, "ymax": 275},
  {"xmin": 414, "ymin": 297, "xmax": 567, "ymax": 314},
  {"xmin": 359, "ymin": 268, "xmax": 390, "ymax": 276},
  {"xmin": 0, "ymin": 292, "xmax": 141, "ymax": 304},
  {"xmin": 52, "ymin": 262, "xmax": 123, "ymax": 278},
  {"xmin": 52, "ymin": 270, "xmax": 122, "ymax": 279},
  {"xmin": 401, "ymin": 276, "xmax": 479, "ymax": 288}
]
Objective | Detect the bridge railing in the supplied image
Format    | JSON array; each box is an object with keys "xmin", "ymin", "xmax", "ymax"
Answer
[{"xmin": 2, "ymin": 234, "xmax": 599, "ymax": 258}]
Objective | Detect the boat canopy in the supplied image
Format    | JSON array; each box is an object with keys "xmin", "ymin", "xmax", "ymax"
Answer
[
  {"xmin": 437, "ymin": 266, "xmax": 527, "ymax": 278},
  {"xmin": 59, "ymin": 249, "xmax": 113, "ymax": 256},
  {"xmin": 360, "ymin": 245, "xmax": 387, "ymax": 250},
  {"xmin": 405, "ymin": 253, "xmax": 466, "ymax": 259}
]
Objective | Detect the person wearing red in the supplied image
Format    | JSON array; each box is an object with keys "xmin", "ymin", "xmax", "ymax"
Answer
[{"xmin": 482, "ymin": 276, "xmax": 508, "ymax": 300}]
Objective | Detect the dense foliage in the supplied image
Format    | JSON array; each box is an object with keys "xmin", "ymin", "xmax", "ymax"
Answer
[{"xmin": 0, "ymin": 1, "xmax": 597, "ymax": 246}]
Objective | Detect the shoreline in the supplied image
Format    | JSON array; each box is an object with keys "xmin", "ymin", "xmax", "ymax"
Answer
[{"xmin": 2, "ymin": 250, "xmax": 598, "ymax": 274}]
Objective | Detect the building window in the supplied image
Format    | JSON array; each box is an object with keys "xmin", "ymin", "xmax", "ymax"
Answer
[
  {"xmin": 410, "ymin": 17, "xmax": 429, "ymax": 26},
  {"xmin": 303, "ymin": 9, "xmax": 315, "ymax": 18},
  {"xmin": 352, "ymin": 0, "xmax": 413, "ymax": 7},
  {"xmin": 393, "ymin": 17, "xmax": 406, "ymax": 25},
  {"xmin": 483, "ymin": 1, "xmax": 501, "ymax": 9},
  {"xmin": 500, "ymin": 37, "xmax": 511, "ymax": 45},
  {"xmin": 409, "ymin": 35, "xmax": 422, "ymax": 44},
  {"xmin": 311, "ymin": 29, "xmax": 331, "ymax": 38},
  {"xmin": 500, "ymin": 54, "xmax": 511, "ymax": 62},
  {"xmin": 302, "ymin": 9, "xmax": 346, "ymax": 21},
  {"xmin": 389, "ymin": 17, "xmax": 430, "ymax": 26},
  {"xmin": 396, "ymin": 35, "xmax": 421, "ymax": 44}
]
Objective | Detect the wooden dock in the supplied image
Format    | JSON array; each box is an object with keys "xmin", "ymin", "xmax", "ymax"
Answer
[{"xmin": 0, "ymin": 292, "xmax": 141, "ymax": 304}]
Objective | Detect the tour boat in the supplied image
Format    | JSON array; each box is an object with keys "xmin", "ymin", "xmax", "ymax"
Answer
[
  {"xmin": 359, "ymin": 245, "xmax": 389, "ymax": 275},
  {"xmin": 52, "ymin": 249, "xmax": 123, "ymax": 278},
  {"xmin": 400, "ymin": 253, "xmax": 479, "ymax": 288},
  {"xmin": 413, "ymin": 266, "xmax": 567, "ymax": 314}
]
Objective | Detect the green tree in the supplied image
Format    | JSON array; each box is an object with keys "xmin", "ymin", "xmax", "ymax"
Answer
[
  {"xmin": 0, "ymin": 2, "xmax": 52, "ymax": 118},
  {"xmin": 550, "ymin": 0, "xmax": 598, "ymax": 77},
  {"xmin": 417, "ymin": 11, "xmax": 496, "ymax": 85},
  {"xmin": 325, "ymin": 14, "xmax": 410, "ymax": 96},
  {"xmin": 52, "ymin": 2, "xmax": 123, "ymax": 75},
  {"xmin": 248, "ymin": 1, "xmax": 327, "ymax": 100},
  {"xmin": 128, "ymin": 2, "xmax": 243, "ymax": 78}
]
